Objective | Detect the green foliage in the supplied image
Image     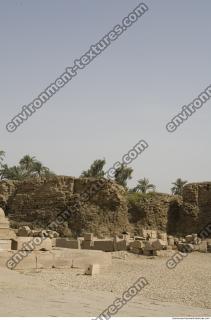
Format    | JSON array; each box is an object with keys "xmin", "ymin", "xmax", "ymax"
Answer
[
  {"xmin": 0, "ymin": 151, "xmax": 55, "ymax": 180},
  {"xmin": 133, "ymin": 178, "xmax": 156, "ymax": 193},
  {"xmin": 81, "ymin": 159, "xmax": 106, "ymax": 178},
  {"xmin": 114, "ymin": 164, "xmax": 133, "ymax": 188},
  {"xmin": 171, "ymin": 178, "xmax": 187, "ymax": 195}
]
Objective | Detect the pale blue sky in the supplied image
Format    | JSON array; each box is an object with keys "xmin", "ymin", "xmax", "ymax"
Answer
[{"xmin": 1, "ymin": 0, "xmax": 211, "ymax": 192}]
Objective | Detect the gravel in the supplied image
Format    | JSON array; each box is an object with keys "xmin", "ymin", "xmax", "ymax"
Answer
[{"xmin": 26, "ymin": 251, "xmax": 211, "ymax": 309}]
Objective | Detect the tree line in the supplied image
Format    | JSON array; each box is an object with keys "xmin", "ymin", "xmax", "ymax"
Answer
[
  {"xmin": 0, "ymin": 151, "xmax": 54, "ymax": 180},
  {"xmin": 0, "ymin": 151, "xmax": 187, "ymax": 195}
]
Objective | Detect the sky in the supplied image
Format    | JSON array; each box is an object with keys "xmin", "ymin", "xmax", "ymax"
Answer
[{"xmin": 1, "ymin": 0, "xmax": 211, "ymax": 193}]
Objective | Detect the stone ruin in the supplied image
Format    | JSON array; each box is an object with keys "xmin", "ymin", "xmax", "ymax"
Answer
[
  {"xmin": 1, "ymin": 205, "xmax": 210, "ymax": 274},
  {"xmin": 0, "ymin": 208, "xmax": 15, "ymax": 251},
  {"xmin": 0, "ymin": 208, "xmax": 112, "ymax": 274}
]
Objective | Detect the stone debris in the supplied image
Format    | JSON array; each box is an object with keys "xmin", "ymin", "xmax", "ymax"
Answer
[
  {"xmin": 85, "ymin": 264, "xmax": 100, "ymax": 275},
  {"xmin": 17, "ymin": 226, "xmax": 32, "ymax": 237}
]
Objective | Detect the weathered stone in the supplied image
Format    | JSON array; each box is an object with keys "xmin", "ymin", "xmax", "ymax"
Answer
[
  {"xmin": 52, "ymin": 248, "xmax": 112, "ymax": 269},
  {"xmin": 17, "ymin": 226, "xmax": 31, "ymax": 237},
  {"xmin": 198, "ymin": 240, "xmax": 207, "ymax": 253},
  {"xmin": 84, "ymin": 233, "xmax": 94, "ymax": 241},
  {"xmin": 0, "ymin": 240, "xmax": 11, "ymax": 251},
  {"xmin": 185, "ymin": 235, "xmax": 193, "ymax": 243},
  {"xmin": 85, "ymin": 264, "xmax": 100, "ymax": 275},
  {"xmin": 11, "ymin": 237, "xmax": 52, "ymax": 251},
  {"xmin": 178, "ymin": 243, "xmax": 194, "ymax": 253},
  {"xmin": 129, "ymin": 240, "xmax": 144, "ymax": 254},
  {"xmin": 0, "ymin": 177, "xmax": 129, "ymax": 237},
  {"xmin": 151, "ymin": 239, "xmax": 167, "ymax": 251},
  {"xmin": 56, "ymin": 238, "xmax": 81, "ymax": 249}
]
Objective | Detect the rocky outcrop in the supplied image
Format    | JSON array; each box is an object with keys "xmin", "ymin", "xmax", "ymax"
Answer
[{"xmin": 0, "ymin": 176, "xmax": 129, "ymax": 237}]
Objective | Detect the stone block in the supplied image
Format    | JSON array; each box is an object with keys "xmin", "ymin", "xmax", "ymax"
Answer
[
  {"xmin": 168, "ymin": 236, "xmax": 175, "ymax": 246},
  {"xmin": 129, "ymin": 240, "xmax": 144, "ymax": 254},
  {"xmin": 0, "ymin": 240, "xmax": 11, "ymax": 251},
  {"xmin": 84, "ymin": 233, "xmax": 94, "ymax": 241},
  {"xmin": 116, "ymin": 240, "xmax": 127, "ymax": 251},
  {"xmin": 198, "ymin": 240, "xmax": 207, "ymax": 253},
  {"xmin": 8, "ymin": 251, "xmax": 36, "ymax": 270},
  {"xmin": 11, "ymin": 237, "xmax": 52, "ymax": 251},
  {"xmin": 82, "ymin": 240, "xmax": 95, "ymax": 250},
  {"xmin": 157, "ymin": 232, "xmax": 167, "ymax": 242},
  {"xmin": 85, "ymin": 264, "xmax": 100, "ymax": 275},
  {"xmin": 143, "ymin": 249, "xmax": 154, "ymax": 256},
  {"xmin": 51, "ymin": 238, "xmax": 56, "ymax": 247},
  {"xmin": 185, "ymin": 235, "xmax": 193, "ymax": 243},
  {"xmin": 152, "ymin": 239, "xmax": 167, "ymax": 251},
  {"xmin": 178, "ymin": 243, "xmax": 194, "ymax": 253},
  {"xmin": 56, "ymin": 238, "xmax": 81, "ymax": 249},
  {"xmin": 144, "ymin": 240, "xmax": 153, "ymax": 251},
  {"xmin": 0, "ymin": 228, "xmax": 16, "ymax": 240},
  {"xmin": 52, "ymin": 248, "xmax": 111, "ymax": 269},
  {"xmin": 35, "ymin": 251, "xmax": 54, "ymax": 269},
  {"xmin": 0, "ymin": 221, "xmax": 10, "ymax": 229}
]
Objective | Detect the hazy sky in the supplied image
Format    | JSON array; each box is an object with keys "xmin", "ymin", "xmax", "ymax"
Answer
[{"xmin": 1, "ymin": 0, "xmax": 211, "ymax": 193}]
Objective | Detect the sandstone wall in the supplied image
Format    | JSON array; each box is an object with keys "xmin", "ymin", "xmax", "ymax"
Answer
[
  {"xmin": 174, "ymin": 182, "xmax": 211, "ymax": 234},
  {"xmin": 0, "ymin": 178, "xmax": 210, "ymax": 237},
  {"xmin": 127, "ymin": 192, "xmax": 181, "ymax": 234},
  {"xmin": 0, "ymin": 176, "xmax": 129, "ymax": 237}
]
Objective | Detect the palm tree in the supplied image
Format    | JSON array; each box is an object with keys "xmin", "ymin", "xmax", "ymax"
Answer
[
  {"xmin": 171, "ymin": 178, "xmax": 187, "ymax": 195},
  {"xmin": 32, "ymin": 161, "xmax": 55, "ymax": 177},
  {"xmin": 133, "ymin": 178, "xmax": 156, "ymax": 193},
  {"xmin": 0, "ymin": 165, "xmax": 26, "ymax": 180},
  {"xmin": 81, "ymin": 159, "xmax": 106, "ymax": 178},
  {"xmin": 114, "ymin": 164, "xmax": 133, "ymax": 188},
  {"xmin": 19, "ymin": 155, "xmax": 37, "ymax": 172}
]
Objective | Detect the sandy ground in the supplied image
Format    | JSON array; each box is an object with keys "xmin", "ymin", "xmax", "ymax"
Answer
[{"xmin": 0, "ymin": 251, "xmax": 210, "ymax": 317}]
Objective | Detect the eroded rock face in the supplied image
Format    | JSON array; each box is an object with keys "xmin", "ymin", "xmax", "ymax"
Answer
[
  {"xmin": 127, "ymin": 192, "xmax": 182, "ymax": 234},
  {"xmin": 174, "ymin": 183, "xmax": 211, "ymax": 234},
  {"xmin": 0, "ymin": 178, "xmax": 210, "ymax": 237},
  {"xmin": 0, "ymin": 176, "xmax": 129, "ymax": 237}
]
